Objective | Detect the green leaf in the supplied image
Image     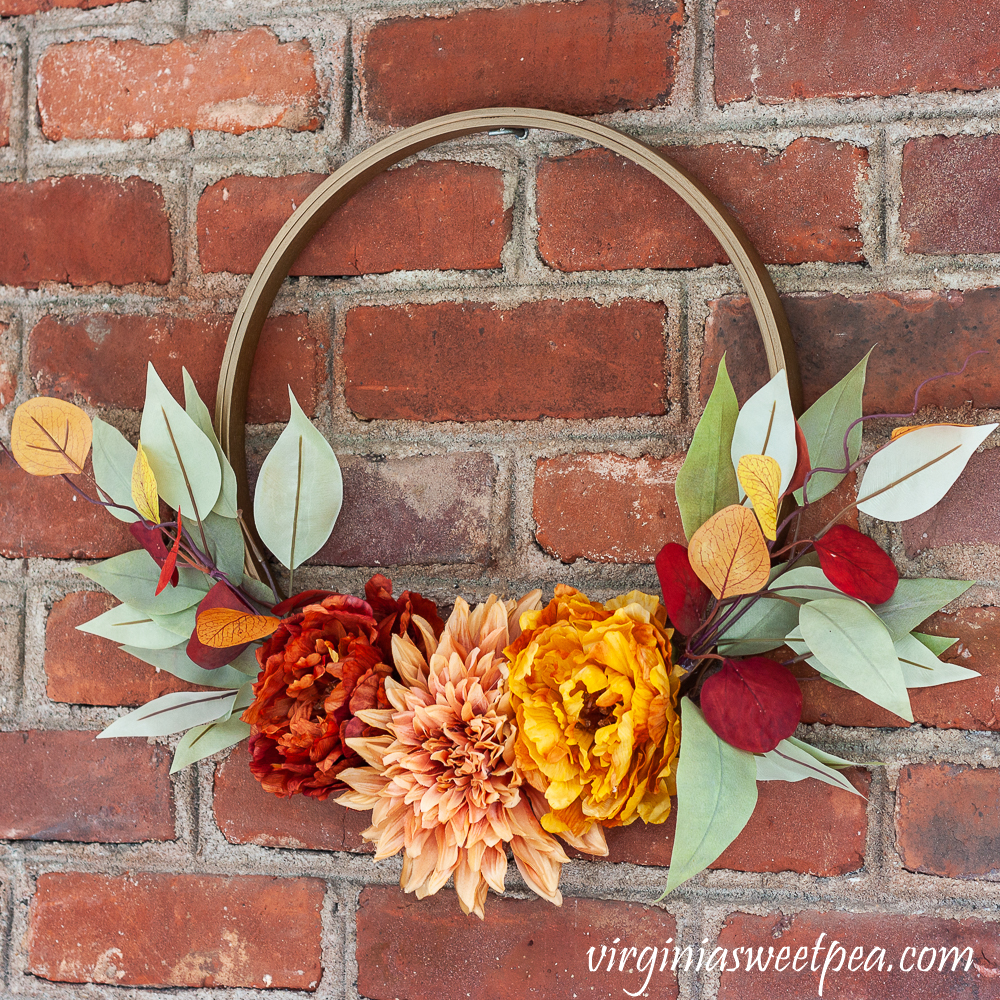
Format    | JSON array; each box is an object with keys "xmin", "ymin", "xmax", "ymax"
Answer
[
  {"xmin": 795, "ymin": 351, "xmax": 869, "ymax": 504},
  {"xmin": 91, "ymin": 418, "xmax": 139, "ymax": 523},
  {"xmin": 98, "ymin": 688, "xmax": 239, "ymax": 738},
  {"xmin": 77, "ymin": 602, "xmax": 187, "ymax": 649},
  {"xmin": 731, "ymin": 368, "xmax": 798, "ymax": 496},
  {"xmin": 664, "ymin": 698, "xmax": 758, "ymax": 894},
  {"xmin": 150, "ymin": 605, "xmax": 198, "ymax": 637},
  {"xmin": 78, "ymin": 549, "xmax": 209, "ymax": 615},
  {"xmin": 170, "ymin": 716, "xmax": 252, "ymax": 774},
  {"xmin": 799, "ymin": 598, "xmax": 912, "ymax": 721},
  {"xmin": 786, "ymin": 736, "xmax": 878, "ymax": 769},
  {"xmin": 894, "ymin": 632, "xmax": 979, "ymax": 688},
  {"xmin": 873, "ymin": 578, "xmax": 973, "ymax": 641},
  {"xmin": 120, "ymin": 644, "xmax": 256, "ymax": 689},
  {"xmin": 912, "ymin": 632, "xmax": 959, "ymax": 657},
  {"xmin": 857, "ymin": 422, "xmax": 998, "ymax": 521},
  {"xmin": 756, "ymin": 739, "xmax": 865, "ymax": 797},
  {"xmin": 182, "ymin": 368, "xmax": 239, "ymax": 519},
  {"xmin": 240, "ymin": 575, "xmax": 277, "ymax": 609},
  {"xmin": 254, "ymin": 388, "xmax": 343, "ymax": 571},
  {"xmin": 226, "ymin": 681, "xmax": 255, "ymax": 720},
  {"xmin": 182, "ymin": 511, "xmax": 245, "ymax": 585},
  {"xmin": 676, "ymin": 356, "xmax": 740, "ymax": 539},
  {"xmin": 140, "ymin": 363, "xmax": 222, "ymax": 519}
]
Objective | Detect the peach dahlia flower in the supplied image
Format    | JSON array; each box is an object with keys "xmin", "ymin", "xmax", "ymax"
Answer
[{"xmin": 336, "ymin": 592, "xmax": 577, "ymax": 918}]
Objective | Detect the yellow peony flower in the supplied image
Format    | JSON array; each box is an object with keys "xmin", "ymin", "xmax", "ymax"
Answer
[{"xmin": 505, "ymin": 585, "xmax": 682, "ymax": 841}]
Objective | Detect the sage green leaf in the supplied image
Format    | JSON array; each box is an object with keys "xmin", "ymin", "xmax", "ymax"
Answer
[
  {"xmin": 120, "ymin": 644, "xmax": 255, "ymax": 689},
  {"xmin": 873, "ymin": 578, "xmax": 973, "ymax": 641},
  {"xmin": 182, "ymin": 511, "xmax": 245, "ymax": 585},
  {"xmin": 170, "ymin": 716, "xmax": 252, "ymax": 774},
  {"xmin": 140, "ymin": 363, "xmax": 222, "ymax": 519},
  {"xmin": 98, "ymin": 688, "xmax": 239, "ymax": 738},
  {"xmin": 182, "ymin": 368, "xmax": 239, "ymax": 519},
  {"xmin": 77, "ymin": 602, "xmax": 186, "ymax": 649},
  {"xmin": 254, "ymin": 388, "xmax": 343, "ymax": 571},
  {"xmin": 229, "ymin": 646, "xmax": 262, "ymax": 675},
  {"xmin": 756, "ymin": 739, "xmax": 865, "ymax": 797},
  {"xmin": 78, "ymin": 549, "xmax": 208, "ymax": 615},
  {"xmin": 226, "ymin": 681, "xmax": 255, "ymax": 720},
  {"xmin": 675, "ymin": 356, "xmax": 739, "ymax": 539},
  {"xmin": 665, "ymin": 698, "xmax": 758, "ymax": 894},
  {"xmin": 894, "ymin": 632, "xmax": 979, "ymax": 688},
  {"xmin": 795, "ymin": 351, "xmax": 869, "ymax": 504},
  {"xmin": 786, "ymin": 736, "xmax": 878, "ymax": 769},
  {"xmin": 799, "ymin": 598, "xmax": 912, "ymax": 721},
  {"xmin": 91, "ymin": 417, "xmax": 139, "ymax": 523},
  {"xmin": 241, "ymin": 575, "xmax": 278, "ymax": 609},
  {"xmin": 150, "ymin": 605, "xmax": 198, "ymax": 637},
  {"xmin": 912, "ymin": 632, "xmax": 959, "ymax": 657},
  {"xmin": 731, "ymin": 368, "xmax": 798, "ymax": 496},
  {"xmin": 857, "ymin": 422, "xmax": 998, "ymax": 522}
]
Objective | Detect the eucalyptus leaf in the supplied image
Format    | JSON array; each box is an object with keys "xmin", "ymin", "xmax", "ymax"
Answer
[
  {"xmin": 912, "ymin": 632, "xmax": 959, "ymax": 657},
  {"xmin": 78, "ymin": 549, "xmax": 208, "ymax": 615},
  {"xmin": 226, "ymin": 681, "xmax": 255, "ymax": 720},
  {"xmin": 787, "ymin": 736, "xmax": 876, "ymax": 769},
  {"xmin": 664, "ymin": 698, "xmax": 758, "ymax": 894},
  {"xmin": 755, "ymin": 739, "xmax": 865, "ymax": 798},
  {"xmin": 91, "ymin": 417, "xmax": 139, "ymax": 523},
  {"xmin": 140, "ymin": 363, "xmax": 222, "ymax": 519},
  {"xmin": 254, "ymin": 388, "xmax": 343, "ymax": 571},
  {"xmin": 170, "ymin": 716, "xmax": 252, "ymax": 774},
  {"xmin": 894, "ymin": 632, "xmax": 979, "ymax": 688},
  {"xmin": 795, "ymin": 351, "xmax": 869, "ymax": 504},
  {"xmin": 183, "ymin": 511, "xmax": 245, "ymax": 585},
  {"xmin": 98, "ymin": 688, "xmax": 239, "ymax": 739},
  {"xmin": 731, "ymin": 368, "xmax": 798, "ymax": 496},
  {"xmin": 242, "ymin": 575, "xmax": 278, "ymax": 609},
  {"xmin": 77, "ymin": 602, "xmax": 186, "ymax": 649},
  {"xmin": 150, "ymin": 605, "xmax": 198, "ymax": 637},
  {"xmin": 120, "ymin": 644, "xmax": 255, "ymax": 689},
  {"xmin": 182, "ymin": 368, "xmax": 239, "ymax": 519},
  {"xmin": 873, "ymin": 578, "xmax": 973, "ymax": 641},
  {"xmin": 675, "ymin": 356, "xmax": 739, "ymax": 540}
]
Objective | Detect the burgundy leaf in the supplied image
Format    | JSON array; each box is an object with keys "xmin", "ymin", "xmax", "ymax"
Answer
[
  {"xmin": 786, "ymin": 421, "xmax": 811, "ymax": 496},
  {"xmin": 129, "ymin": 521, "xmax": 178, "ymax": 588},
  {"xmin": 654, "ymin": 542, "xmax": 710, "ymax": 635},
  {"xmin": 187, "ymin": 579, "xmax": 256, "ymax": 669},
  {"xmin": 700, "ymin": 656, "xmax": 803, "ymax": 753},
  {"xmin": 814, "ymin": 524, "xmax": 899, "ymax": 604}
]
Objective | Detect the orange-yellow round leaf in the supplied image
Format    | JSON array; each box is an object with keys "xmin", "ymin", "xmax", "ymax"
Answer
[
  {"xmin": 737, "ymin": 453, "xmax": 781, "ymax": 541},
  {"xmin": 891, "ymin": 422, "xmax": 971, "ymax": 441},
  {"xmin": 11, "ymin": 397, "xmax": 93, "ymax": 476},
  {"xmin": 196, "ymin": 607, "xmax": 279, "ymax": 648},
  {"xmin": 687, "ymin": 504, "xmax": 771, "ymax": 600}
]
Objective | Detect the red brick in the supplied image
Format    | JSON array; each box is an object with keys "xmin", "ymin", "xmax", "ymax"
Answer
[
  {"xmin": 214, "ymin": 743, "xmax": 371, "ymax": 851},
  {"xmin": 0, "ymin": 176, "xmax": 171, "ymax": 288},
  {"xmin": 1, "ymin": 0, "xmax": 132, "ymax": 12},
  {"xmin": 795, "ymin": 471, "xmax": 861, "ymax": 535},
  {"xmin": 718, "ymin": 911, "xmax": 999, "ymax": 998},
  {"xmin": 533, "ymin": 453, "xmax": 686, "ymax": 564},
  {"xmin": 198, "ymin": 163, "xmax": 510, "ymax": 276},
  {"xmin": 356, "ymin": 887, "xmax": 679, "ymax": 1000},
  {"xmin": 0, "ymin": 320, "xmax": 14, "ymax": 408},
  {"xmin": 27, "ymin": 872, "xmax": 324, "ymax": 989},
  {"xmin": 0, "ymin": 455, "xmax": 137, "ymax": 559},
  {"xmin": 0, "ymin": 55, "xmax": 10, "ymax": 147},
  {"xmin": 902, "ymin": 135, "xmax": 1000, "ymax": 255},
  {"xmin": 715, "ymin": 0, "xmax": 1000, "ymax": 104},
  {"xmin": 702, "ymin": 290, "xmax": 1000, "ymax": 411},
  {"xmin": 29, "ymin": 312, "xmax": 324, "ymax": 423},
  {"xmin": 46, "ymin": 591, "xmax": 210, "ymax": 707},
  {"xmin": 897, "ymin": 764, "xmax": 1000, "ymax": 878},
  {"xmin": 312, "ymin": 453, "xmax": 496, "ymax": 566},
  {"xmin": 0, "ymin": 730, "xmax": 173, "ymax": 842},
  {"xmin": 344, "ymin": 299, "xmax": 666, "ymax": 421},
  {"xmin": 359, "ymin": 0, "xmax": 684, "ymax": 128},
  {"xmin": 37, "ymin": 29, "xmax": 320, "ymax": 141},
  {"xmin": 538, "ymin": 141, "xmax": 866, "ymax": 271}
]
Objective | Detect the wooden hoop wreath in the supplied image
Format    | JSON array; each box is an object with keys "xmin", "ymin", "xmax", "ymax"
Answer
[{"xmin": 215, "ymin": 107, "xmax": 802, "ymax": 580}]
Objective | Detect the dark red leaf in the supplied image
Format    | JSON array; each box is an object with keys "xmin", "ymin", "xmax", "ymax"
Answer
[
  {"xmin": 187, "ymin": 580, "xmax": 257, "ymax": 669},
  {"xmin": 786, "ymin": 421, "xmax": 811, "ymax": 496},
  {"xmin": 654, "ymin": 542, "xmax": 710, "ymax": 635},
  {"xmin": 129, "ymin": 521, "xmax": 178, "ymax": 588},
  {"xmin": 271, "ymin": 589, "xmax": 336, "ymax": 616},
  {"xmin": 814, "ymin": 524, "xmax": 899, "ymax": 604},
  {"xmin": 154, "ymin": 508, "xmax": 182, "ymax": 596},
  {"xmin": 700, "ymin": 656, "xmax": 803, "ymax": 753}
]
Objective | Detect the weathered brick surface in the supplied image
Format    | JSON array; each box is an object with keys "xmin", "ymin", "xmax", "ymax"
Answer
[
  {"xmin": 313, "ymin": 453, "xmax": 496, "ymax": 566},
  {"xmin": 198, "ymin": 163, "xmax": 510, "ymax": 276},
  {"xmin": 718, "ymin": 911, "xmax": 1000, "ymax": 998},
  {"xmin": 795, "ymin": 471, "xmax": 861, "ymax": 535},
  {"xmin": 27, "ymin": 873, "xmax": 324, "ymax": 989},
  {"xmin": 533, "ymin": 453, "xmax": 686, "ymax": 564},
  {"xmin": 0, "ymin": 55, "xmax": 10, "ymax": 147},
  {"xmin": 356, "ymin": 887, "xmax": 679, "ymax": 1000},
  {"xmin": 897, "ymin": 764, "xmax": 1000, "ymax": 878},
  {"xmin": 29, "ymin": 313, "xmax": 324, "ymax": 422},
  {"xmin": 37, "ymin": 29, "xmax": 321, "ymax": 141},
  {"xmin": 214, "ymin": 744, "xmax": 371, "ymax": 851},
  {"xmin": 537, "ymin": 140, "xmax": 866, "ymax": 270},
  {"xmin": 715, "ymin": 0, "xmax": 1000, "ymax": 103},
  {"xmin": 1, "ymin": 0, "xmax": 130, "ymax": 11},
  {"xmin": 358, "ymin": 0, "xmax": 684, "ymax": 127},
  {"xmin": 0, "ymin": 320, "xmax": 14, "ymax": 408},
  {"xmin": 344, "ymin": 299, "xmax": 667, "ymax": 421},
  {"xmin": 702, "ymin": 290, "xmax": 1000, "ymax": 411},
  {"xmin": 0, "ymin": 176, "xmax": 172, "ymax": 288},
  {"xmin": 0, "ymin": 730, "xmax": 174, "ymax": 842},
  {"xmin": 902, "ymin": 135, "xmax": 1000, "ymax": 255},
  {"xmin": 45, "ymin": 591, "xmax": 208, "ymax": 706}
]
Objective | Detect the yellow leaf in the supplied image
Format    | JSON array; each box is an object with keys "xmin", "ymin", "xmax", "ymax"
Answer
[
  {"xmin": 737, "ymin": 453, "xmax": 782, "ymax": 541},
  {"xmin": 11, "ymin": 397, "xmax": 93, "ymax": 476},
  {"xmin": 131, "ymin": 440, "xmax": 161, "ymax": 523},
  {"xmin": 196, "ymin": 607, "xmax": 279, "ymax": 648},
  {"xmin": 688, "ymin": 504, "xmax": 771, "ymax": 600},
  {"xmin": 891, "ymin": 422, "xmax": 970, "ymax": 441}
]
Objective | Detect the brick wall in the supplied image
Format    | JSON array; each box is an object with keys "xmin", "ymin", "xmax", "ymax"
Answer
[{"xmin": 1, "ymin": 0, "xmax": 1000, "ymax": 998}]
